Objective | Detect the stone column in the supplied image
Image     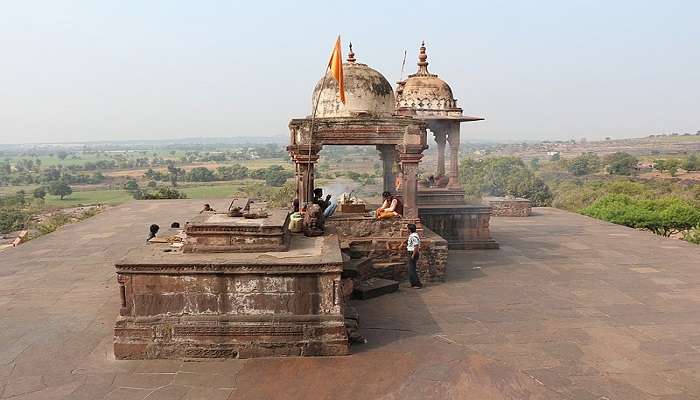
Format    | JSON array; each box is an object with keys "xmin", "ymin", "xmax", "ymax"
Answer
[
  {"xmin": 377, "ymin": 144, "xmax": 397, "ymax": 194},
  {"xmin": 434, "ymin": 131, "xmax": 447, "ymax": 177},
  {"xmin": 447, "ymin": 123, "xmax": 461, "ymax": 189},
  {"xmin": 399, "ymin": 151, "xmax": 423, "ymax": 221},
  {"xmin": 290, "ymin": 146, "xmax": 320, "ymax": 205}
]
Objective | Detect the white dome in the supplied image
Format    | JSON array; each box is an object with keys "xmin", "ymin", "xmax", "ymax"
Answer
[{"xmin": 311, "ymin": 49, "xmax": 395, "ymax": 118}]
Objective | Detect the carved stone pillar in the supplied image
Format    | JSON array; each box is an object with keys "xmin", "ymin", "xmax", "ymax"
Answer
[
  {"xmin": 377, "ymin": 144, "xmax": 397, "ymax": 194},
  {"xmin": 447, "ymin": 123, "xmax": 461, "ymax": 189},
  {"xmin": 434, "ymin": 131, "xmax": 447, "ymax": 177},
  {"xmin": 399, "ymin": 151, "xmax": 423, "ymax": 221},
  {"xmin": 289, "ymin": 145, "xmax": 321, "ymax": 205}
]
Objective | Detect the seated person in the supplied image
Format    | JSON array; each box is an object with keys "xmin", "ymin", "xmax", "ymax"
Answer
[
  {"xmin": 146, "ymin": 224, "xmax": 159, "ymax": 242},
  {"xmin": 376, "ymin": 191, "xmax": 403, "ymax": 220},
  {"xmin": 395, "ymin": 171, "xmax": 403, "ymax": 191},
  {"xmin": 199, "ymin": 203, "xmax": 216, "ymax": 213},
  {"xmin": 312, "ymin": 188, "xmax": 337, "ymax": 219},
  {"xmin": 436, "ymin": 174, "xmax": 449, "ymax": 188}
]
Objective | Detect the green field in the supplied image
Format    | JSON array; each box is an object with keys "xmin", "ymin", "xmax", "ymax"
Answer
[{"xmin": 41, "ymin": 182, "xmax": 249, "ymax": 208}]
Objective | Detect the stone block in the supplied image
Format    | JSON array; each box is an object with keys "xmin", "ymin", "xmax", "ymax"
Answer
[{"xmin": 353, "ymin": 278, "xmax": 399, "ymax": 300}]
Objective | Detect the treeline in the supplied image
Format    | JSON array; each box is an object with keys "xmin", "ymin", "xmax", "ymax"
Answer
[
  {"xmin": 142, "ymin": 164, "xmax": 293, "ymax": 187},
  {"xmin": 0, "ymin": 163, "xmax": 106, "ymax": 186},
  {"xmin": 541, "ymin": 152, "xmax": 700, "ymax": 177}
]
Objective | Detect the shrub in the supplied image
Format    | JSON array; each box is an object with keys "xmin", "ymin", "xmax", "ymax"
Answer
[
  {"xmin": 0, "ymin": 209, "xmax": 29, "ymax": 233},
  {"xmin": 582, "ymin": 194, "xmax": 700, "ymax": 237},
  {"xmin": 683, "ymin": 227, "xmax": 700, "ymax": 244},
  {"xmin": 133, "ymin": 187, "xmax": 187, "ymax": 200},
  {"xmin": 33, "ymin": 186, "xmax": 47, "ymax": 199}
]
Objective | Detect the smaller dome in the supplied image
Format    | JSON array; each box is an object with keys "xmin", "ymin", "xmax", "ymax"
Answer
[
  {"xmin": 396, "ymin": 42, "xmax": 459, "ymax": 111},
  {"xmin": 311, "ymin": 44, "xmax": 395, "ymax": 118}
]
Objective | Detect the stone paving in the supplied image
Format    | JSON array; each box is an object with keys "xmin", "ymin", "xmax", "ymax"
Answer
[{"xmin": 1, "ymin": 201, "xmax": 700, "ymax": 399}]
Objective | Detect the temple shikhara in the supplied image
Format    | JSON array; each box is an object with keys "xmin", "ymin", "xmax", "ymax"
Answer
[{"xmin": 113, "ymin": 41, "xmax": 499, "ymax": 359}]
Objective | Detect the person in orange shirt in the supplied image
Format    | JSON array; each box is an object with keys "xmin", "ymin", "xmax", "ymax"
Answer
[{"xmin": 376, "ymin": 191, "xmax": 403, "ymax": 220}]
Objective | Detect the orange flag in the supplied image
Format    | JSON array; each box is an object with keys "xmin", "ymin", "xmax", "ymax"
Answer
[{"xmin": 328, "ymin": 36, "xmax": 346, "ymax": 103}]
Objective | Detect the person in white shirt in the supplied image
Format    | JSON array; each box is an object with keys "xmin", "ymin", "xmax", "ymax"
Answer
[{"xmin": 405, "ymin": 223, "xmax": 423, "ymax": 288}]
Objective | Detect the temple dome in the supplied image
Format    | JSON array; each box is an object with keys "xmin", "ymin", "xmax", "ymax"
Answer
[
  {"xmin": 311, "ymin": 45, "xmax": 395, "ymax": 118},
  {"xmin": 396, "ymin": 42, "xmax": 459, "ymax": 111}
]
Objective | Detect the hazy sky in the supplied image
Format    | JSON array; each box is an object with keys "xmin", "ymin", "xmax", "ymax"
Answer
[{"xmin": 1, "ymin": 0, "xmax": 698, "ymax": 144}]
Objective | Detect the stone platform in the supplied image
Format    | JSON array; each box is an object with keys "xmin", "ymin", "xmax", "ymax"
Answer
[
  {"xmin": 115, "ymin": 231, "xmax": 346, "ymax": 359},
  {"xmin": 183, "ymin": 209, "xmax": 290, "ymax": 253},
  {"xmin": 3, "ymin": 201, "xmax": 700, "ymax": 399},
  {"xmin": 417, "ymin": 187, "xmax": 499, "ymax": 250},
  {"xmin": 486, "ymin": 196, "xmax": 532, "ymax": 217}
]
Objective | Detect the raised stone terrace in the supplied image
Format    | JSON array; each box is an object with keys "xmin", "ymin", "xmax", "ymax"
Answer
[{"xmin": 1, "ymin": 200, "xmax": 700, "ymax": 399}]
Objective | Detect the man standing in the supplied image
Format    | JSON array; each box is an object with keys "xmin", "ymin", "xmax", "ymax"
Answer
[{"xmin": 406, "ymin": 223, "xmax": 423, "ymax": 288}]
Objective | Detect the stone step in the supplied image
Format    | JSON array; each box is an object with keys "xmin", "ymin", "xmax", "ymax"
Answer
[
  {"xmin": 353, "ymin": 278, "xmax": 399, "ymax": 300},
  {"xmin": 342, "ymin": 257, "xmax": 372, "ymax": 279}
]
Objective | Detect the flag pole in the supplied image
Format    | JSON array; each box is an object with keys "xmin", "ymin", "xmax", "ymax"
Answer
[{"xmin": 305, "ymin": 53, "xmax": 332, "ymax": 204}]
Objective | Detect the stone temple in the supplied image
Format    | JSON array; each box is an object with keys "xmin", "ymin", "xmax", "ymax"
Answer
[{"xmin": 113, "ymin": 42, "xmax": 498, "ymax": 359}]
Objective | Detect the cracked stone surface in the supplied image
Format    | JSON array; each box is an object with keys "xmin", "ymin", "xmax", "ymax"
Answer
[{"xmin": 1, "ymin": 201, "xmax": 700, "ymax": 399}]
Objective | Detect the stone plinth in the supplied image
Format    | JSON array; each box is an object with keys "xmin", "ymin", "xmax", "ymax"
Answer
[
  {"xmin": 183, "ymin": 210, "xmax": 290, "ymax": 253},
  {"xmin": 114, "ymin": 234, "xmax": 348, "ymax": 359},
  {"xmin": 419, "ymin": 205, "xmax": 499, "ymax": 250},
  {"xmin": 417, "ymin": 187, "xmax": 467, "ymax": 205},
  {"xmin": 416, "ymin": 188, "xmax": 498, "ymax": 250},
  {"xmin": 487, "ymin": 197, "xmax": 532, "ymax": 217}
]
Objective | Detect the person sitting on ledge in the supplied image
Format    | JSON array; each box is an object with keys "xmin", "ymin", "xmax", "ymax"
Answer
[
  {"xmin": 376, "ymin": 191, "xmax": 403, "ymax": 220},
  {"xmin": 312, "ymin": 188, "xmax": 337, "ymax": 219},
  {"xmin": 436, "ymin": 174, "xmax": 449, "ymax": 188},
  {"xmin": 199, "ymin": 203, "xmax": 216, "ymax": 213},
  {"xmin": 146, "ymin": 224, "xmax": 159, "ymax": 242}
]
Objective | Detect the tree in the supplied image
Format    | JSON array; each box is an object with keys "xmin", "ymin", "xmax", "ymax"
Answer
[
  {"xmin": 567, "ymin": 152, "xmax": 601, "ymax": 176},
  {"xmin": 604, "ymin": 152, "xmax": 638, "ymax": 175},
  {"xmin": 124, "ymin": 179, "xmax": 139, "ymax": 191},
  {"xmin": 683, "ymin": 154, "xmax": 700, "ymax": 171},
  {"xmin": 33, "ymin": 186, "xmax": 47, "ymax": 199},
  {"xmin": 186, "ymin": 167, "xmax": 216, "ymax": 182},
  {"xmin": 459, "ymin": 157, "xmax": 553, "ymax": 206},
  {"xmin": 263, "ymin": 166, "xmax": 293, "ymax": 187},
  {"xmin": 48, "ymin": 181, "xmax": 73, "ymax": 200},
  {"xmin": 56, "ymin": 150, "xmax": 69, "ymax": 160},
  {"xmin": 216, "ymin": 164, "xmax": 249, "ymax": 181},
  {"xmin": 529, "ymin": 158, "xmax": 540, "ymax": 171}
]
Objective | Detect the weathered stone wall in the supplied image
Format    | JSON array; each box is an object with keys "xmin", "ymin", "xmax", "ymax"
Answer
[
  {"xmin": 115, "ymin": 271, "xmax": 347, "ymax": 359},
  {"xmin": 419, "ymin": 205, "xmax": 499, "ymax": 249},
  {"xmin": 114, "ymin": 234, "xmax": 348, "ymax": 359},
  {"xmin": 328, "ymin": 217, "xmax": 448, "ymax": 282},
  {"xmin": 487, "ymin": 197, "xmax": 532, "ymax": 217}
]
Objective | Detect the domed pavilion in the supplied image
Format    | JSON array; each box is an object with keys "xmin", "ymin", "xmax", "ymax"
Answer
[
  {"xmin": 396, "ymin": 41, "xmax": 484, "ymax": 192},
  {"xmin": 288, "ymin": 45, "xmax": 428, "ymax": 222},
  {"xmin": 396, "ymin": 42, "xmax": 497, "ymax": 250}
]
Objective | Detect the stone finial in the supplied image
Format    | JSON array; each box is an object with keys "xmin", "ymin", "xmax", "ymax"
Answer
[
  {"xmin": 347, "ymin": 42, "xmax": 356, "ymax": 63},
  {"xmin": 416, "ymin": 41, "xmax": 430, "ymax": 75}
]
